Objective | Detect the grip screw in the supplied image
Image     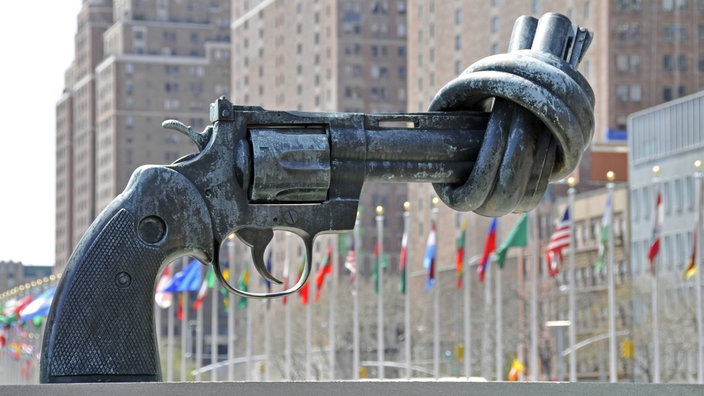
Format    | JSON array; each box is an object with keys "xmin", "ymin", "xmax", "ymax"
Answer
[
  {"xmin": 284, "ymin": 210, "xmax": 298, "ymax": 225},
  {"xmin": 115, "ymin": 272, "xmax": 132, "ymax": 288},
  {"xmin": 138, "ymin": 215, "xmax": 167, "ymax": 244}
]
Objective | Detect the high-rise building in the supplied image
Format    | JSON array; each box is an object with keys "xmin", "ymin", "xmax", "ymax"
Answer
[
  {"xmin": 55, "ymin": 0, "xmax": 231, "ymax": 270},
  {"xmin": 405, "ymin": 0, "xmax": 703, "ymax": 381},
  {"xmin": 407, "ymin": 0, "xmax": 704, "ymax": 184},
  {"xmin": 231, "ymin": 0, "xmax": 409, "ymax": 275}
]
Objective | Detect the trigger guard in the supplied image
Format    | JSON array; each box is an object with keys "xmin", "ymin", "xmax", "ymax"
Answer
[{"xmin": 213, "ymin": 234, "xmax": 314, "ymax": 299}]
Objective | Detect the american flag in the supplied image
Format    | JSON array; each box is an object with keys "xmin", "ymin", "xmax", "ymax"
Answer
[{"xmin": 545, "ymin": 208, "xmax": 570, "ymax": 278}]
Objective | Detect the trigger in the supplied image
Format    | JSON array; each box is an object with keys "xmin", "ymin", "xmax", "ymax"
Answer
[{"xmin": 236, "ymin": 228, "xmax": 283, "ymax": 285}]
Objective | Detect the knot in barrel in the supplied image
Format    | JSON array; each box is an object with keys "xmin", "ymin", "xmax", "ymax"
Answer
[{"xmin": 428, "ymin": 13, "xmax": 595, "ymax": 216}]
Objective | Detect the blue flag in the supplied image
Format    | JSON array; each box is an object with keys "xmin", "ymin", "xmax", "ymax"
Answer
[{"xmin": 163, "ymin": 259, "xmax": 202, "ymax": 292}]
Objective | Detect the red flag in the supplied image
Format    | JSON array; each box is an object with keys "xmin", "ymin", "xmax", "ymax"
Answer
[
  {"xmin": 545, "ymin": 208, "xmax": 570, "ymax": 278},
  {"xmin": 685, "ymin": 227, "xmax": 697, "ymax": 281},
  {"xmin": 155, "ymin": 263, "xmax": 173, "ymax": 309},
  {"xmin": 400, "ymin": 218, "xmax": 408, "ymax": 294},
  {"xmin": 297, "ymin": 259, "xmax": 309, "ymax": 305},
  {"xmin": 423, "ymin": 221, "xmax": 437, "ymax": 290},
  {"xmin": 315, "ymin": 245, "xmax": 333, "ymax": 302},
  {"xmin": 177, "ymin": 294, "xmax": 184, "ymax": 321},
  {"xmin": 648, "ymin": 192, "xmax": 663, "ymax": 276},
  {"xmin": 477, "ymin": 218, "xmax": 497, "ymax": 283},
  {"xmin": 456, "ymin": 217, "xmax": 467, "ymax": 289}
]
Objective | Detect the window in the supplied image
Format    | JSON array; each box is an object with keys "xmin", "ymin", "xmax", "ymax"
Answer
[
  {"xmin": 617, "ymin": 85, "xmax": 629, "ymax": 101},
  {"xmin": 630, "ymin": 54, "xmax": 641, "ymax": 72},
  {"xmin": 678, "ymin": 54, "xmax": 688, "ymax": 71},
  {"xmin": 617, "ymin": 54, "xmax": 628, "ymax": 72},
  {"xmin": 491, "ymin": 17, "xmax": 499, "ymax": 33},
  {"xmin": 630, "ymin": 85, "xmax": 642, "ymax": 102}
]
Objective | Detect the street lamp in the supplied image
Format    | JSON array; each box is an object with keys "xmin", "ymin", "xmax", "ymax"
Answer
[
  {"xmin": 566, "ymin": 175, "xmax": 577, "ymax": 382},
  {"xmin": 375, "ymin": 204, "xmax": 385, "ymax": 379},
  {"xmin": 546, "ymin": 320, "xmax": 571, "ymax": 381}
]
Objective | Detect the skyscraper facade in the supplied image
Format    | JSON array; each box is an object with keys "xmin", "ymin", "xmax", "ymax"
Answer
[{"xmin": 55, "ymin": 0, "xmax": 231, "ymax": 269}]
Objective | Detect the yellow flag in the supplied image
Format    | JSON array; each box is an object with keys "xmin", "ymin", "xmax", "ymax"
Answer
[{"xmin": 507, "ymin": 358, "xmax": 525, "ymax": 381}]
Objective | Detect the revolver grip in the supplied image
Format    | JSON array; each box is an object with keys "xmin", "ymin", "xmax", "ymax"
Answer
[{"xmin": 40, "ymin": 166, "xmax": 214, "ymax": 383}]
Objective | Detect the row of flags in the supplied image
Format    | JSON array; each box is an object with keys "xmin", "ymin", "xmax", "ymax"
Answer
[
  {"xmin": 0, "ymin": 287, "xmax": 56, "ymax": 327},
  {"xmin": 646, "ymin": 187, "xmax": 698, "ymax": 281},
  {"xmin": 152, "ymin": 180, "xmax": 700, "ymax": 318}
]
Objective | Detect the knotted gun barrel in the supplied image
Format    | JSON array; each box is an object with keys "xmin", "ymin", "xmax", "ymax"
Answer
[
  {"xmin": 429, "ymin": 13, "xmax": 594, "ymax": 215},
  {"xmin": 40, "ymin": 12, "xmax": 594, "ymax": 383}
]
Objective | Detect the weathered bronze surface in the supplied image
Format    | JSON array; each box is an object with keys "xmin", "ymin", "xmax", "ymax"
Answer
[{"xmin": 40, "ymin": 12, "xmax": 594, "ymax": 383}]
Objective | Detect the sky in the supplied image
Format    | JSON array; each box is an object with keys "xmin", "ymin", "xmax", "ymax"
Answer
[{"xmin": 0, "ymin": 2, "xmax": 82, "ymax": 266}]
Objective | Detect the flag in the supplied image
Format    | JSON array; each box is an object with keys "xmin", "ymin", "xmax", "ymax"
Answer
[
  {"xmin": 496, "ymin": 213, "xmax": 528, "ymax": 269},
  {"xmin": 282, "ymin": 258, "xmax": 290, "ymax": 306},
  {"xmin": 238, "ymin": 266, "xmax": 250, "ymax": 309},
  {"xmin": 685, "ymin": 227, "xmax": 697, "ymax": 281},
  {"xmin": 545, "ymin": 208, "xmax": 570, "ymax": 278},
  {"xmin": 400, "ymin": 218, "xmax": 409, "ymax": 294},
  {"xmin": 193, "ymin": 266, "xmax": 216, "ymax": 311},
  {"xmin": 155, "ymin": 263, "xmax": 174, "ymax": 309},
  {"xmin": 177, "ymin": 294, "xmax": 184, "ymax": 320},
  {"xmin": 18, "ymin": 287, "xmax": 55, "ymax": 322},
  {"xmin": 594, "ymin": 192, "xmax": 613, "ymax": 273},
  {"xmin": 373, "ymin": 242, "xmax": 387, "ymax": 294},
  {"xmin": 507, "ymin": 358, "xmax": 525, "ymax": 381},
  {"xmin": 647, "ymin": 191, "xmax": 663, "ymax": 275},
  {"xmin": 344, "ymin": 237, "xmax": 357, "ymax": 291},
  {"xmin": 455, "ymin": 217, "xmax": 467, "ymax": 289},
  {"xmin": 423, "ymin": 220, "xmax": 437, "ymax": 290},
  {"xmin": 315, "ymin": 245, "xmax": 333, "ymax": 302},
  {"xmin": 297, "ymin": 259, "xmax": 309, "ymax": 305},
  {"xmin": 477, "ymin": 218, "xmax": 497, "ymax": 283},
  {"xmin": 13, "ymin": 295, "xmax": 34, "ymax": 318},
  {"xmin": 222, "ymin": 268, "xmax": 231, "ymax": 312},
  {"xmin": 163, "ymin": 259, "xmax": 202, "ymax": 292},
  {"xmin": 263, "ymin": 250, "xmax": 273, "ymax": 294}
]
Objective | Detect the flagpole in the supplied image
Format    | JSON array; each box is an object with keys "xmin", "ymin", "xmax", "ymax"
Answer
[
  {"xmin": 329, "ymin": 239, "xmax": 337, "ymax": 380},
  {"xmin": 285, "ymin": 233, "xmax": 292, "ymax": 380},
  {"xmin": 306, "ymin": 258, "xmax": 312, "ymax": 380},
  {"xmin": 376, "ymin": 205, "xmax": 385, "ymax": 379},
  {"xmin": 195, "ymin": 283, "xmax": 203, "ymax": 381},
  {"xmin": 403, "ymin": 202, "xmax": 412, "ymax": 379},
  {"xmin": 605, "ymin": 171, "xmax": 617, "ymax": 383},
  {"xmin": 695, "ymin": 160, "xmax": 703, "ymax": 384},
  {"xmin": 428, "ymin": 199, "xmax": 440, "ymax": 379},
  {"xmin": 167, "ymin": 276, "xmax": 175, "ymax": 382},
  {"xmin": 567, "ymin": 177, "xmax": 577, "ymax": 382},
  {"xmin": 495, "ymin": 217, "xmax": 503, "ymax": 380},
  {"xmin": 530, "ymin": 211, "xmax": 539, "ymax": 381},
  {"xmin": 211, "ymin": 264, "xmax": 219, "ymax": 381},
  {"xmin": 181, "ymin": 256, "xmax": 189, "ymax": 381},
  {"xmin": 227, "ymin": 236, "xmax": 236, "ymax": 381},
  {"xmin": 352, "ymin": 211, "xmax": 361, "ymax": 379},
  {"xmin": 463, "ymin": 218, "xmax": 472, "ymax": 379},
  {"xmin": 495, "ymin": 255, "xmax": 502, "ymax": 380},
  {"xmin": 434, "ymin": 260, "xmax": 440, "ymax": 379},
  {"xmin": 482, "ymin": 255, "xmax": 492, "ymax": 379},
  {"xmin": 264, "ymin": 299, "xmax": 270, "ymax": 381},
  {"xmin": 652, "ymin": 165, "xmax": 661, "ymax": 383},
  {"xmin": 246, "ymin": 288, "xmax": 252, "ymax": 380}
]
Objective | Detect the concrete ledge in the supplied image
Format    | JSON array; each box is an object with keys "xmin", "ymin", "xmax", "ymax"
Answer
[{"xmin": 1, "ymin": 381, "xmax": 703, "ymax": 396}]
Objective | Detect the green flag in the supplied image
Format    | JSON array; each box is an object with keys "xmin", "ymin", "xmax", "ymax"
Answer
[
  {"xmin": 594, "ymin": 192, "xmax": 612, "ymax": 273},
  {"xmin": 237, "ymin": 266, "xmax": 249, "ymax": 309},
  {"xmin": 496, "ymin": 213, "xmax": 528, "ymax": 269}
]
